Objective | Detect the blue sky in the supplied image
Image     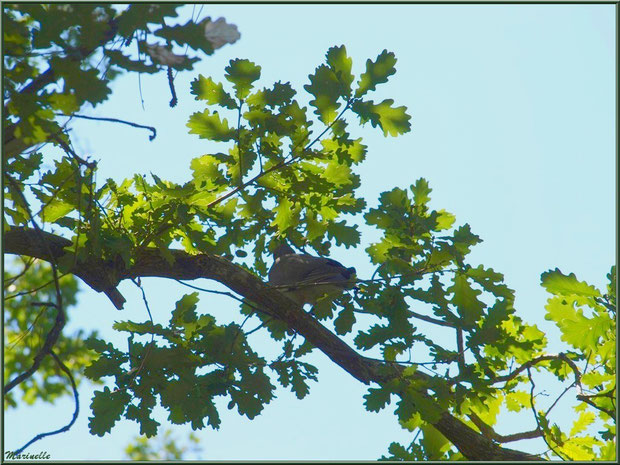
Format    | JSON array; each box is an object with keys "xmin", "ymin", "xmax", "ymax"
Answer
[{"xmin": 5, "ymin": 3, "xmax": 616, "ymax": 460}]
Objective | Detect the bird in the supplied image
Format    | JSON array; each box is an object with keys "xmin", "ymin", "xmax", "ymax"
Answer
[{"xmin": 268, "ymin": 243, "xmax": 357, "ymax": 306}]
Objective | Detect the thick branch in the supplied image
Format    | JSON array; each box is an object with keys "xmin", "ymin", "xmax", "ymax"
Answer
[
  {"xmin": 4, "ymin": 226, "xmax": 539, "ymax": 461},
  {"xmin": 4, "ymin": 227, "xmax": 126, "ymax": 309}
]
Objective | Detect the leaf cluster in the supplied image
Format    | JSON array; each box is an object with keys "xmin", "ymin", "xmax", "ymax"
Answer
[
  {"xmin": 3, "ymin": 4, "xmax": 234, "ymax": 159},
  {"xmin": 84, "ymin": 292, "xmax": 319, "ymax": 437}
]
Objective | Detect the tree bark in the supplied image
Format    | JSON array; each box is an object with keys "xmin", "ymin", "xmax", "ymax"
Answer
[{"xmin": 4, "ymin": 226, "xmax": 541, "ymax": 461}]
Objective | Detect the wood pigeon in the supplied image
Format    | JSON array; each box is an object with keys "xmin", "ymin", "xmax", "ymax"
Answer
[{"xmin": 268, "ymin": 244, "xmax": 357, "ymax": 306}]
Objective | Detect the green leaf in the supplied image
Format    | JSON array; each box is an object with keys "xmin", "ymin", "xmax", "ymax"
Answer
[
  {"xmin": 48, "ymin": 92, "xmax": 80, "ymax": 114},
  {"xmin": 190, "ymin": 75, "xmax": 237, "ymax": 109},
  {"xmin": 228, "ymin": 387, "xmax": 264, "ymax": 419},
  {"xmin": 190, "ymin": 154, "xmax": 225, "ymax": 188},
  {"xmin": 504, "ymin": 391, "xmax": 530, "ymax": 412},
  {"xmin": 435, "ymin": 209, "xmax": 456, "ymax": 230},
  {"xmin": 355, "ymin": 49, "xmax": 397, "ymax": 98},
  {"xmin": 383, "ymin": 442, "xmax": 415, "ymax": 461},
  {"xmin": 466, "ymin": 265, "xmax": 514, "ymax": 301},
  {"xmin": 321, "ymin": 160, "xmax": 353, "ymax": 186},
  {"xmin": 321, "ymin": 137, "xmax": 367, "ymax": 164},
  {"xmin": 42, "ymin": 199, "xmax": 74, "ymax": 223},
  {"xmin": 327, "ymin": 221, "xmax": 361, "ymax": 247},
  {"xmin": 541, "ymin": 269, "xmax": 602, "ymax": 299},
  {"xmin": 411, "ymin": 178, "xmax": 431, "ymax": 206},
  {"xmin": 89, "ymin": 387, "xmax": 131, "ymax": 436},
  {"xmin": 452, "ymin": 224, "xmax": 482, "ymax": 256},
  {"xmin": 569, "ymin": 411, "xmax": 596, "ymax": 436},
  {"xmin": 187, "ymin": 109, "xmax": 235, "ymax": 141},
  {"xmin": 305, "ymin": 211, "xmax": 327, "ymax": 241},
  {"xmin": 545, "ymin": 296, "xmax": 611, "ymax": 351},
  {"xmin": 271, "ymin": 197, "xmax": 299, "ymax": 232},
  {"xmin": 170, "ymin": 293, "xmax": 200, "ymax": 328},
  {"xmin": 225, "ymin": 58, "xmax": 261, "ymax": 100},
  {"xmin": 351, "ymin": 99, "xmax": 411, "ymax": 136},
  {"xmin": 364, "ymin": 387, "xmax": 392, "ymax": 412},
  {"xmin": 449, "ymin": 273, "xmax": 485, "ymax": 326},
  {"xmin": 326, "ymin": 45, "xmax": 354, "ymax": 97},
  {"xmin": 247, "ymin": 81, "xmax": 297, "ymax": 108},
  {"xmin": 290, "ymin": 364, "xmax": 314, "ymax": 399},
  {"xmin": 304, "ymin": 64, "xmax": 342, "ymax": 124},
  {"xmin": 126, "ymin": 403, "xmax": 160, "ymax": 437},
  {"xmin": 333, "ymin": 307, "xmax": 355, "ymax": 335}
]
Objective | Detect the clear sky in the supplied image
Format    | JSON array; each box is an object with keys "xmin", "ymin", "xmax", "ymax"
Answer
[{"xmin": 5, "ymin": 3, "xmax": 616, "ymax": 460}]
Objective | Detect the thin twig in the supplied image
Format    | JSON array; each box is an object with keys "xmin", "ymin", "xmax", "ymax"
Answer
[
  {"xmin": 493, "ymin": 353, "xmax": 582, "ymax": 385},
  {"xmin": 174, "ymin": 279, "xmax": 271, "ymax": 316},
  {"xmin": 456, "ymin": 328, "xmax": 466, "ymax": 375},
  {"xmin": 167, "ymin": 66, "xmax": 177, "ymax": 107},
  {"xmin": 468, "ymin": 412, "xmax": 543, "ymax": 443},
  {"xmin": 8, "ymin": 304, "xmax": 48, "ymax": 348},
  {"xmin": 54, "ymin": 113, "xmax": 156, "ymax": 141},
  {"xmin": 526, "ymin": 367, "xmax": 569, "ymax": 460},
  {"xmin": 125, "ymin": 278, "xmax": 155, "ymax": 388},
  {"xmin": 408, "ymin": 310, "xmax": 455, "ymax": 328},
  {"xmin": 13, "ymin": 350, "xmax": 80, "ymax": 455},
  {"xmin": 245, "ymin": 318, "xmax": 272, "ymax": 337},
  {"xmin": 3, "ymin": 272, "xmax": 70, "ymax": 302},
  {"xmin": 545, "ymin": 382, "xmax": 577, "ymax": 417},
  {"xmin": 236, "ymin": 100, "xmax": 244, "ymax": 186},
  {"xmin": 4, "ymin": 256, "xmax": 36, "ymax": 286}
]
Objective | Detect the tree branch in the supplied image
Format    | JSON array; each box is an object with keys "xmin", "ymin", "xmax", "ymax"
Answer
[
  {"xmin": 13, "ymin": 350, "xmax": 80, "ymax": 455},
  {"xmin": 4, "ymin": 227, "xmax": 126, "ymax": 309},
  {"xmin": 54, "ymin": 113, "xmax": 157, "ymax": 141},
  {"xmin": 468, "ymin": 412, "xmax": 543, "ymax": 443},
  {"xmin": 4, "ymin": 226, "xmax": 540, "ymax": 461}
]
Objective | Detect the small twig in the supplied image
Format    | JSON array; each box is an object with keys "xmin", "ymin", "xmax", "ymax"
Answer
[
  {"xmin": 236, "ymin": 101, "xmax": 244, "ymax": 186},
  {"xmin": 167, "ymin": 66, "xmax": 177, "ymax": 107},
  {"xmin": 54, "ymin": 113, "xmax": 156, "ymax": 141},
  {"xmin": 134, "ymin": 30, "xmax": 148, "ymax": 110},
  {"xmin": 245, "ymin": 318, "xmax": 273, "ymax": 337},
  {"xmin": 255, "ymin": 141, "xmax": 264, "ymax": 172},
  {"xmin": 13, "ymin": 349, "xmax": 79, "ymax": 455},
  {"xmin": 30, "ymin": 301, "xmax": 58, "ymax": 308},
  {"xmin": 456, "ymin": 328, "xmax": 466, "ymax": 375},
  {"xmin": 4, "ymin": 257, "xmax": 36, "ymax": 286},
  {"xmin": 526, "ymin": 367, "xmax": 569, "ymax": 460},
  {"xmin": 174, "ymin": 279, "xmax": 271, "ymax": 316},
  {"xmin": 125, "ymin": 278, "xmax": 155, "ymax": 387},
  {"xmin": 228, "ymin": 309, "xmax": 255, "ymax": 357},
  {"xmin": 3, "ymin": 272, "xmax": 70, "ymax": 302},
  {"xmin": 50, "ymin": 133, "xmax": 97, "ymax": 168},
  {"xmin": 468, "ymin": 412, "xmax": 543, "ymax": 443},
  {"xmin": 8, "ymin": 304, "xmax": 48, "ymax": 348},
  {"xmin": 493, "ymin": 353, "xmax": 582, "ymax": 386},
  {"xmin": 408, "ymin": 309, "xmax": 455, "ymax": 328},
  {"xmin": 545, "ymin": 381, "xmax": 577, "ymax": 417}
]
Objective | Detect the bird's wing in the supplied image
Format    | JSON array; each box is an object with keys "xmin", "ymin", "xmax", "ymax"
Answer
[
  {"xmin": 290, "ymin": 255, "xmax": 354, "ymax": 284},
  {"xmin": 269, "ymin": 252, "xmax": 355, "ymax": 286}
]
